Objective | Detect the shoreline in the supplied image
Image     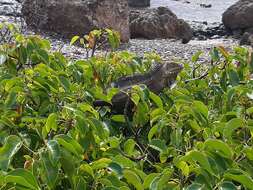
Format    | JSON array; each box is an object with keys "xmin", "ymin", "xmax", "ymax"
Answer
[{"xmin": 0, "ymin": 1, "xmax": 239, "ymax": 62}]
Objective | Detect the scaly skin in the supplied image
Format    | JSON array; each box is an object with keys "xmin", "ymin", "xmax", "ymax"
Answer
[{"xmin": 93, "ymin": 62, "xmax": 183, "ymax": 113}]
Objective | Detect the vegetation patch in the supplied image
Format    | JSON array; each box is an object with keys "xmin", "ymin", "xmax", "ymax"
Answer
[{"xmin": 1, "ymin": 24, "xmax": 253, "ymax": 190}]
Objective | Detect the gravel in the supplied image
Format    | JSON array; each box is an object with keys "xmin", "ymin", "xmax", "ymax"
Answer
[{"xmin": 0, "ymin": 1, "xmax": 239, "ymax": 63}]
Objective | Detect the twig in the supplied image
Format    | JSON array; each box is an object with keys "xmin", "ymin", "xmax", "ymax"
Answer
[{"xmin": 185, "ymin": 70, "xmax": 209, "ymax": 83}]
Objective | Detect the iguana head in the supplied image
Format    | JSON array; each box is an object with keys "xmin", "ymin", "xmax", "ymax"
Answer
[{"xmin": 162, "ymin": 62, "xmax": 183, "ymax": 87}]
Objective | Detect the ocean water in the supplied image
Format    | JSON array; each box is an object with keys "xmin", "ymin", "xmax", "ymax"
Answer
[{"xmin": 150, "ymin": 0, "xmax": 238, "ymax": 23}]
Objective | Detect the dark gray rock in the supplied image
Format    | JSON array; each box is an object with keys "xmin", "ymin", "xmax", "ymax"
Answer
[
  {"xmin": 222, "ymin": 0, "xmax": 253, "ymax": 31},
  {"xmin": 240, "ymin": 31, "xmax": 253, "ymax": 46},
  {"xmin": 191, "ymin": 21, "xmax": 229, "ymax": 40},
  {"xmin": 128, "ymin": 0, "xmax": 150, "ymax": 7},
  {"xmin": 22, "ymin": 0, "xmax": 130, "ymax": 42},
  {"xmin": 130, "ymin": 7, "xmax": 193, "ymax": 43}
]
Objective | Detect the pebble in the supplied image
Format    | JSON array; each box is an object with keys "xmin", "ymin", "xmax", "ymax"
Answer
[{"xmin": 0, "ymin": 0, "xmax": 239, "ymax": 63}]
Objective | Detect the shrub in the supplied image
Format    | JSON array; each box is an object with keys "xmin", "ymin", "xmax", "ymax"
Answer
[{"xmin": 1, "ymin": 27, "xmax": 253, "ymax": 189}]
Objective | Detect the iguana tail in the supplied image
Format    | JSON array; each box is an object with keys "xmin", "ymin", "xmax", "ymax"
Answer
[{"xmin": 93, "ymin": 100, "xmax": 112, "ymax": 107}]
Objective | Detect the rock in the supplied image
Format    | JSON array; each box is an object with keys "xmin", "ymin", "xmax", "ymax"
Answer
[
  {"xmin": 191, "ymin": 21, "xmax": 229, "ymax": 40},
  {"xmin": 222, "ymin": 0, "xmax": 253, "ymax": 31},
  {"xmin": 21, "ymin": 0, "xmax": 130, "ymax": 42},
  {"xmin": 240, "ymin": 31, "xmax": 253, "ymax": 46},
  {"xmin": 200, "ymin": 3, "xmax": 212, "ymax": 8},
  {"xmin": 129, "ymin": 7, "xmax": 193, "ymax": 43},
  {"xmin": 128, "ymin": 0, "xmax": 150, "ymax": 7}
]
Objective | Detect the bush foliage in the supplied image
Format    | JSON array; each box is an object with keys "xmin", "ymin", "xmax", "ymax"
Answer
[{"xmin": 1, "ymin": 24, "xmax": 253, "ymax": 190}]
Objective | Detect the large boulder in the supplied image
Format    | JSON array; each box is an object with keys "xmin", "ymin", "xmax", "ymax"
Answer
[
  {"xmin": 22, "ymin": 0, "xmax": 130, "ymax": 42},
  {"xmin": 222, "ymin": 0, "xmax": 253, "ymax": 32},
  {"xmin": 128, "ymin": 0, "xmax": 150, "ymax": 7},
  {"xmin": 130, "ymin": 7, "xmax": 193, "ymax": 43}
]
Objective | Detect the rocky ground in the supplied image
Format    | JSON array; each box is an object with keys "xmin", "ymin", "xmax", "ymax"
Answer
[{"xmin": 0, "ymin": 0, "xmax": 239, "ymax": 63}]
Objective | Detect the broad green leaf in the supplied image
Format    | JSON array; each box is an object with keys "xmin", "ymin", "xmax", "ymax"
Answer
[
  {"xmin": 75, "ymin": 177, "xmax": 87, "ymax": 190},
  {"xmin": 181, "ymin": 150, "xmax": 213, "ymax": 175},
  {"xmin": 124, "ymin": 139, "xmax": 136, "ymax": 155},
  {"xmin": 192, "ymin": 51, "xmax": 203, "ymax": 62},
  {"xmin": 149, "ymin": 139, "xmax": 167, "ymax": 152},
  {"xmin": 157, "ymin": 168, "xmax": 173, "ymax": 189},
  {"xmin": 243, "ymin": 147, "xmax": 253, "ymax": 160},
  {"xmin": 186, "ymin": 183, "xmax": 204, "ymax": 190},
  {"xmin": 45, "ymin": 113, "xmax": 58, "ymax": 133},
  {"xmin": 40, "ymin": 151, "xmax": 59, "ymax": 189},
  {"xmin": 47, "ymin": 140, "xmax": 60, "ymax": 164},
  {"xmin": 103, "ymin": 187, "xmax": 118, "ymax": 190},
  {"xmin": 113, "ymin": 155, "xmax": 136, "ymax": 168},
  {"xmin": 55, "ymin": 135, "xmax": 84, "ymax": 159},
  {"xmin": 70, "ymin": 36, "xmax": 80, "ymax": 46},
  {"xmin": 219, "ymin": 181, "xmax": 237, "ymax": 190},
  {"xmin": 108, "ymin": 162, "xmax": 123, "ymax": 177},
  {"xmin": 149, "ymin": 92, "xmax": 163, "ymax": 108},
  {"xmin": 79, "ymin": 164, "xmax": 94, "ymax": 178},
  {"xmin": 176, "ymin": 161, "xmax": 189, "ymax": 177},
  {"xmin": 228, "ymin": 69, "xmax": 240, "ymax": 86},
  {"xmin": 192, "ymin": 101, "xmax": 208, "ymax": 119},
  {"xmin": 91, "ymin": 158, "xmax": 112, "ymax": 170},
  {"xmin": 204, "ymin": 139, "xmax": 233, "ymax": 159},
  {"xmin": 148, "ymin": 125, "xmax": 159, "ymax": 141},
  {"xmin": 223, "ymin": 118, "xmax": 244, "ymax": 142},
  {"xmin": 143, "ymin": 173, "xmax": 159, "ymax": 189},
  {"xmin": 0, "ymin": 135, "xmax": 22, "ymax": 171},
  {"xmin": 5, "ymin": 169, "xmax": 39, "ymax": 190},
  {"xmin": 111, "ymin": 115, "xmax": 126, "ymax": 123},
  {"xmin": 123, "ymin": 169, "xmax": 143, "ymax": 190},
  {"xmin": 131, "ymin": 93, "xmax": 140, "ymax": 106},
  {"xmin": 224, "ymin": 170, "xmax": 253, "ymax": 189}
]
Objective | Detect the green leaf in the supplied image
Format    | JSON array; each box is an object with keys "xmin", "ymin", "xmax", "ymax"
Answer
[
  {"xmin": 223, "ymin": 118, "xmax": 244, "ymax": 142},
  {"xmin": 219, "ymin": 181, "xmax": 237, "ymax": 190},
  {"xmin": 149, "ymin": 139, "xmax": 167, "ymax": 152},
  {"xmin": 143, "ymin": 173, "xmax": 159, "ymax": 189},
  {"xmin": 40, "ymin": 151, "xmax": 59, "ymax": 189},
  {"xmin": 91, "ymin": 158, "xmax": 112, "ymax": 170},
  {"xmin": 55, "ymin": 135, "xmax": 84, "ymax": 159},
  {"xmin": 148, "ymin": 125, "xmax": 159, "ymax": 141},
  {"xmin": 113, "ymin": 155, "xmax": 136, "ymax": 168},
  {"xmin": 186, "ymin": 183, "xmax": 204, "ymax": 190},
  {"xmin": 149, "ymin": 92, "xmax": 163, "ymax": 108},
  {"xmin": 192, "ymin": 101, "xmax": 208, "ymax": 119},
  {"xmin": 224, "ymin": 169, "xmax": 253, "ymax": 189},
  {"xmin": 204, "ymin": 139, "xmax": 233, "ymax": 159},
  {"xmin": 108, "ymin": 162, "xmax": 123, "ymax": 177},
  {"xmin": 111, "ymin": 115, "xmax": 126, "ymax": 123},
  {"xmin": 180, "ymin": 150, "xmax": 214, "ymax": 175},
  {"xmin": 5, "ymin": 169, "xmax": 40, "ymax": 190},
  {"xmin": 176, "ymin": 161, "xmax": 189, "ymax": 177},
  {"xmin": 228, "ymin": 69, "xmax": 240, "ymax": 86},
  {"xmin": 0, "ymin": 135, "xmax": 22, "ymax": 171},
  {"xmin": 70, "ymin": 36, "xmax": 80, "ymax": 46},
  {"xmin": 123, "ymin": 169, "xmax": 143, "ymax": 190},
  {"xmin": 79, "ymin": 164, "xmax": 94, "ymax": 178},
  {"xmin": 37, "ymin": 49, "xmax": 49, "ymax": 63},
  {"xmin": 243, "ymin": 147, "xmax": 253, "ymax": 161},
  {"xmin": 192, "ymin": 51, "xmax": 203, "ymax": 62},
  {"xmin": 45, "ymin": 113, "xmax": 58, "ymax": 133},
  {"xmin": 124, "ymin": 139, "xmax": 136, "ymax": 156},
  {"xmin": 47, "ymin": 140, "xmax": 61, "ymax": 164}
]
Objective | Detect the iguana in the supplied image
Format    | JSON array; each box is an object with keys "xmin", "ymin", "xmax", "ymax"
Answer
[{"xmin": 93, "ymin": 62, "xmax": 183, "ymax": 113}]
